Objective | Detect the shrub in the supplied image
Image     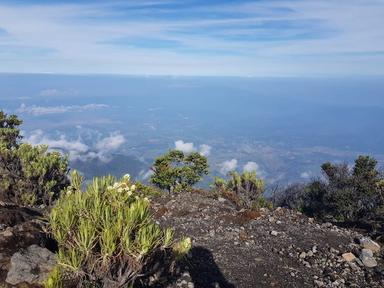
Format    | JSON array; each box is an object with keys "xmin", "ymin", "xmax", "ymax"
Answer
[
  {"xmin": 48, "ymin": 171, "xmax": 191, "ymax": 287},
  {"xmin": 277, "ymin": 155, "xmax": 384, "ymax": 224},
  {"xmin": 134, "ymin": 181, "xmax": 163, "ymax": 198},
  {"xmin": 213, "ymin": 171, "xmax": 269, "ymax": 209},
  {"xmin": 150, "ymin": 149, "xmax": 209, "ymax": 193},
  {"xmin": 0, "ymin": 111, "xmax": 69, "ymax": 206}
]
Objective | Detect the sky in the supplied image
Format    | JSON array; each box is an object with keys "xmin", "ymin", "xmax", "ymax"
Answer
[{"xmin": 0, "ymin": 0, "xmax": 384, "ymax": 76}]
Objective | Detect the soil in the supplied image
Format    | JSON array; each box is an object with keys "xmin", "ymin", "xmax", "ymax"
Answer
[{"xmin": 152, "ymin": 191, "xmax": 384, "ymax": 288}]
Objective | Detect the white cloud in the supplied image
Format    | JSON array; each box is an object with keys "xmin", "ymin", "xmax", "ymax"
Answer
[
  {"xmin": 25, "ymin": 130, "xmax": 125, "ymax": 163},
  {"xmin": 243, "ymin": 161, "xmax": 260, "ymax": 173},
  {"xmin": 199, "ymin": 144, "xmax": 212, "ymax": 156},
  {"xmin": 175, "ymin": 140, "xmax": 195, "ymax": 154},
  {"xmin": 174, "ymin": 140, "xmax": 212, "ymax": 156},
  {"xmin": 300, "ymin": 171, "xmax": 311, "ymax": 179},
  {"xmin": 219, "ymin": 159, "xmax": 238, "ymax": 175},
  {"xmin": 95, "ymin": 133, "xmax": 125, "ymax": 152},
  {"xmin": 16, "ymin": 103, "xmax": 109, "ymax": 116},
  {"xmin": 26, "ymin": 129, "xmax": 89, "ymax": 161}
]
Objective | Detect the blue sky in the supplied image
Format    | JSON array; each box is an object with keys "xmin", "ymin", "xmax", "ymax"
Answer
[{"xmin": 0, "ymin": 0, "xmax": 383, "ymax": 76}]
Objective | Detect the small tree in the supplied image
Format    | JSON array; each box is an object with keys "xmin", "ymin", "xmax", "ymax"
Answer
[
  {"xmin": 150, "ymin": 149, "xmax": 209, "ymax": 193},
  {"xmin": 0, "ymin": 111, "xmax": 69, "ymax": 206}
]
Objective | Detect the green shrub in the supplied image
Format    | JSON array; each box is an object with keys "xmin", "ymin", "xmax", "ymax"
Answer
[
  {"xmin": 213, "ymin": 171, "xmax": 267, "ymax": 209},
  {"xmin": 48, "ymin": 171, "xmax": 191, "ymax": 287},
  {"xmin": 150, "ymin": 149, "xmax": 209, "ymax": 193},
  {"xmin": 0, "ymin": 111, "xmax": 69, "ymax": 206},
  {"xmin": 277, "ymin": 155, "xmax": 384, "ymax": 225},
  {"xmin": 252, "ymin": 195, "xmax": 273, "ymax": 210},
  {"xmin": 134, "ymin": 181, "xmax": 163, "ymax": 198}
]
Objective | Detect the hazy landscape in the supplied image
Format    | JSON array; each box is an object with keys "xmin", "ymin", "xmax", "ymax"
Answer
[{"xmin": 2, "ymin": 74, "xmax": 384, "ymax": 189}]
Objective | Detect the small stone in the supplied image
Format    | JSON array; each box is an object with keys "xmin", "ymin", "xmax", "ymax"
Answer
[
  {"xmin": 268, "ymin": 217, "xmax": 275, "ymax": 222},
  {"xmin": 314, "ymin": 280, "xmax": 324, "ymax": 287},
  {"xmin": 360, "ymin": 248, "xmax": 373, "ymax": 258},
  {"xmin": 270, "ymin": 230, "xmax": 278, "ymax": 236},
  {"xmin": 290, "ymin": 272, "xmax": 295, "ymax": 277},
  {"xmin": 218, "ymin": 197, "xmax": 226, "ymax": 203},
  {"xmin": 276, "ymin": 220, "xmax": 282, "ymax": 224},
  {"xmin": 299, "ymin": 252, "xmax": 307, "ymax": 259},
  {"xmin": 360, "ymin": 238, "xmax": 380, "ymax": 253},
  {"xmin": 2, "ymin": 228, "xmax": 13, "ymax": 237},
  {"xmin": 187, "ymin": 282, "xmax": 194, "ymax": 288},
  {"xmin": 342, "ymin": 252, "xmax": 356, "ymax": 262},
  {"xmin": 330, "ymin": 247, "xmax": 339, "ymax": 254},
  {"xmin": 361, "ymin": 256, "xmax": 377, "ymax": 268},
  {"xmin": 359, "ymin": 249, "xmax": 377, "ymax": 268},
  {"xmin": 312, "ymin": 246, "xmax": 318, "ymax": 253},
  {"xmin": 307, "ymin": 250, "xmax": 314, "ymax": 257}
]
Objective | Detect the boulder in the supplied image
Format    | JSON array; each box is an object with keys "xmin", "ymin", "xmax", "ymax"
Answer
[{"xmin": 6, "ymin": 245, "xmax": 56, "ymax": 285}]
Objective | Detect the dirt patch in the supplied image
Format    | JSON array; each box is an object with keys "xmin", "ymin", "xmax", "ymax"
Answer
[{"xmin": 154, "ymin": 192, "xmax": 384, "ymax": 288}]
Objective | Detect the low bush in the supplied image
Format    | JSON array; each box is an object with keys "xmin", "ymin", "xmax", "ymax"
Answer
[
  {"xmin": 212, "ymin": 171, "xmax": 271, "ymax": 209},
  {"xmin": 276, "ymin": 156, "xmax": 384, "ymax": 225},
  {"xmin": 47, "ymin": 171, "xmax": 191, "ymax": 287},
  {"xmin": 0, "ymin": 111, "xmax": 69, "ymax": 206}
]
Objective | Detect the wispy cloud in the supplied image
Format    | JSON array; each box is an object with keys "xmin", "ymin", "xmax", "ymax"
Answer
[
  {"xmin": 25, "ymin": 129, "xmax": 125, "ymax": 162},
  {"xmin": 40, "ymin": 88, "xmax": 78, "ymax": 97},
  {"xmin": 0, "ymin": 1, "xmax": 383, "ymax": 76},
  {"xmin": 16, "ymin": 103, "xmax": 109, "ymax": 115}
]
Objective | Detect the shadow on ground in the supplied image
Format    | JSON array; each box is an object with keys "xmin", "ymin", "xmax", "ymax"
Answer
[{"xmin": 182, "ymin": 246, "xmax": 235, "ymax": 288}]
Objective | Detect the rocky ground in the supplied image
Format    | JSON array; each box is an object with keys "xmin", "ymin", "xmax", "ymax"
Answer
[
  {"xmin": 0, "ymin": 201, "xmax": 57, "ymax": 288},
  {"xmin": 153, "ymin": 191, "xmax": 384, "ymax": 288},
  {"xmin": 0, "ymin": 192, "xmax": 383, "ymax": 287}
]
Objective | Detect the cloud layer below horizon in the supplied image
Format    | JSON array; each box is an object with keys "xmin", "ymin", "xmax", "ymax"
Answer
[
  {"xmin": 0, "ymin": 0, "xmax": 383, "ymax": 76},
  {"xmin": 25, "ymin": 129, "xmax": 126, "ymax": 163}
]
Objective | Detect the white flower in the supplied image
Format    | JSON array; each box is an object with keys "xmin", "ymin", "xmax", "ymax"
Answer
[
  {"xmin": 123, "ymin": 174, "xmax": 130, "ymax": 180},
  {"xmin": 130, "ymin": 185, "xmax": 136, "ymax": 191}
]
